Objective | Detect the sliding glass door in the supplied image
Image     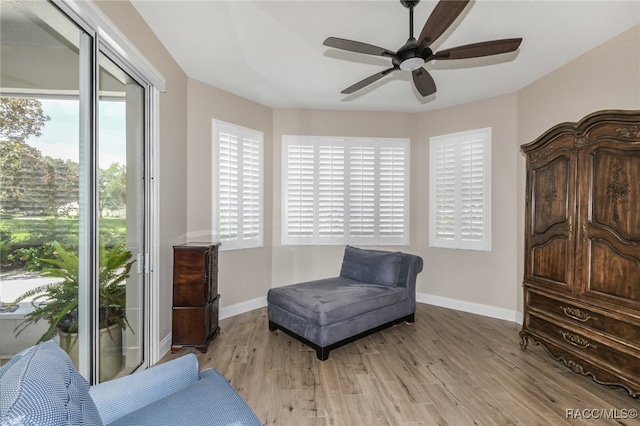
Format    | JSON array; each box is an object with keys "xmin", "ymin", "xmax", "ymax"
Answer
[
  {"xmin": 0, "ymin": 0, "xmax": 149, "ymax": 382},
  {"xmin": 98, "ymin": 52, "xmax": 146, "ymax": 378}
]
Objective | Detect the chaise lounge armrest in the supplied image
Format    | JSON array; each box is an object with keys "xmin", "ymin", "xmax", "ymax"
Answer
[{"xmin": 89, "ymin": 353, "xmax": 200, "ymax": 424}]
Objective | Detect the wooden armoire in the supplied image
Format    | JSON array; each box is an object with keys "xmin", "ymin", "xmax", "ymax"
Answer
[{"xmin": 520, "ymin": 110, "xmax": 640, "ymax": 397}]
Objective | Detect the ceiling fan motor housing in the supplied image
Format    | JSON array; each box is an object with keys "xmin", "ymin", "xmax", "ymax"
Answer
[{"xmin": 395, "ymin": 38, "xmax": 431, "ymax": 71}]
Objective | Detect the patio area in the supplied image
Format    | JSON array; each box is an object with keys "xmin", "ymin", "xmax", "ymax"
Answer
[{"xmin": 0, "ymin": 272, "xmax": 60, "ymax": 364}]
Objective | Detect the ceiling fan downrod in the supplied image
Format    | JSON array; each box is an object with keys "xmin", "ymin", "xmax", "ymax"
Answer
[
  {"xmin": 398, "ymin": 0, "xmax": 424, "ymax": 71},
  {"xmin": 400, "ymin": 1, "xmax": 420, "ymax": 37}
]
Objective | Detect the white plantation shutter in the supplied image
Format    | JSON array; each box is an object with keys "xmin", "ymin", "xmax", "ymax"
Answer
[
  {"xmin": 460, "ymin": 138, "xmax": 485, "ymax": 242},
  {"xmin": 379, "ymin": 147, "xmax": 406, "ymax": 239},
  {"xmin": 286, "ymin": 144, "xmax": 315, "ymax": 241},
  {"xmin": 433, "ymin": 141, "xmax": 456, "ymax": 242},
  {"xmin": 318, "ymin": 146, "xmax": 345, "ymax": 237},
  {"xmin": 348, "ymin": 146, "xmax": 375, "ymax": 238},
  {"xmin": 218, "ymin": 130, "xmax": 239, "ymax": 241},
  {"xmin": 429, "ymin": 128, "xmax": 491, "ymax": 251},
  {"xmin": 283, "ymin": 136, "xmax": 409, "ymax": 245},
  {"xmin": 242, "ymin": 136, "xmax": 261, "ymax": 241},
  {"xmin": 213, "ymin": 120, "xmax": 263, "ymax": 250}
]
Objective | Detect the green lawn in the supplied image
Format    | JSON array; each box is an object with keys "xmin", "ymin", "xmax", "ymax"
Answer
[{"xmin": 3, "ymin": 216, "xmax": 126, "ymax": 240}]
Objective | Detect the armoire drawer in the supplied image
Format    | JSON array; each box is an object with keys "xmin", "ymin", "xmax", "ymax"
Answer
[
  {"xmin": 528, "ymin": 314, "xmax": 640, "ymax": 377},
  {"xmin": 527, "ymin": 290, "xmax": 640, "ymax": 347}
]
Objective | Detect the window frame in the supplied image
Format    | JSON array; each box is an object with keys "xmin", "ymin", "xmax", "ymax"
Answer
[
  {"xmin": 429, "ymin": 127, "xmax": 491, "ymax": 251},
  {"xmin": 212, "ymin": 119, "xmax": 264, "ymax": 251},
  {"xmin": 282, "ymin": 135, "xmax": 410, "ymax": 246}
]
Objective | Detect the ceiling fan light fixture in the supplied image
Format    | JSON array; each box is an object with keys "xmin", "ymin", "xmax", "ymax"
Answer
[{"xmin": 399, "ymin": 57, "xmax": 425, "ymax": 71}]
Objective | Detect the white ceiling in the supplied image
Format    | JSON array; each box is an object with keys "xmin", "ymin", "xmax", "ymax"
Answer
[{"xmin": 130, "ymin": 0, "xmax": 640, "ymax": 113}]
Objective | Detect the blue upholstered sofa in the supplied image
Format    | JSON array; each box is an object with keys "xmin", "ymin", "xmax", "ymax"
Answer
[
  {"xmin": 0, "ymin": 340, "xmax": 262, "ymax": 425},
  {"xmin": 268, "ymin": 246, "xmax": 423, "ymax": 360}
]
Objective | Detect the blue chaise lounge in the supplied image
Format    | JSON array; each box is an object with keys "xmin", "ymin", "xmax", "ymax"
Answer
[{"xmin": 267, "ymin": 245, "xmax": 423, "ymax": 360}]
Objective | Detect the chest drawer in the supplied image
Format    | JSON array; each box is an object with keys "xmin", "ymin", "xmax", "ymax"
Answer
[
  {"xmin": 527, "ymin": 314, "xmax": 640, "ymax": 378},
  {"xmin": 527, "ymin": 290, "xmax": 640, "ymax": 347}
]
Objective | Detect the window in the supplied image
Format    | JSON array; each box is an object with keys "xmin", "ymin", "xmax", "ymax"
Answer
[
  {"xmin": 283, "ymin": 136, "xmax": 410, "ymax": 245},
  {"xmin": 429, "ymin": 128, "xmax": 491, "ymax": 251},
  {"xmin": 212, "ymin": 120, "xmax": 263, "ymax": 250}
]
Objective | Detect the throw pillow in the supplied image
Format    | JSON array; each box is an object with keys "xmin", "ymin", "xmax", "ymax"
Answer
[{"xmin": 340, "ymin": 245, "xmax": 402, "ymax": 286}]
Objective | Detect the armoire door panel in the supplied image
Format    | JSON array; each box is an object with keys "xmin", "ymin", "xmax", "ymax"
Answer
[
  {"xmin": 588, "ymin": 239, "xmax": 640, "ymax": 301},
  {"xmin": 531, "ymin": 156, "xmax": 572, "ymax": 235},
  {"xmin": 530, "ymin": 236, "xmax": 569, "ymax": 285},
  {"xmin": 590, "ymin": 150, "xmax": 640, "ymax": 242}
]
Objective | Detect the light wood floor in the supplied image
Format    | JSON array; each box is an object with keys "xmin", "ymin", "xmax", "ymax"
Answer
[{"xmin": 164, "ymin": 304, "xmax": 640, "ymax": 425}]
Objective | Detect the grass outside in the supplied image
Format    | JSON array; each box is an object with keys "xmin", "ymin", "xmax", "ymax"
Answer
[{"xmin": 3, "ymin": 216, "xmax": 126, "ymax": 242}]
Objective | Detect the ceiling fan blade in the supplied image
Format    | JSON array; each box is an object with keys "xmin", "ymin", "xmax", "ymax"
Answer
[
  {"xmin": 341, "ymin": 67, "xmax": 397, "ymax": 94},
  {"xmin": 417, "ymin": 0, "xmax": 470, "ymax": 47},
  {"xmin": 324, "ymin": 37, "xmax": 395, "ymax": 57},
  {"xmin": 436, "ymin": 38, "xmax": 523, "ymax": 60},
  {"xmin": 412, "ymin": 68, "xmax": 436, "ymax": 97}
]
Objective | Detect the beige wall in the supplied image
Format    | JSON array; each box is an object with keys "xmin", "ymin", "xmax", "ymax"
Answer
[
  {"xmin": 97, "ymin": 0, "xmax": 639, "ymax": 351},
  {"xmin": 270, "ymin": 99, "xmax": 521, "ymax": 316},
  {"xmin": 515, "ymin": 24, "xmax": 640, "ymax": 312},
  {"xmin": 271, "ymin": 19, "xmax": 638, "ymax": 315},
  {"xmin": 518, "ymin": 25, "xmax": 640, "ymax": 144},
  {"xmin": 94, "ymin": 1, "xmax": 189, "ymax": 348},
  {"xmin": 186, "ymin": 79, "xmax": 274, "ymax": 307},
  {"xmin": 417, "ymin": 94, "xmax": 520, "ymax": 312},
  {"xmin": 218, "ymin": 24, "xmax": 640, "ymax": 319}
]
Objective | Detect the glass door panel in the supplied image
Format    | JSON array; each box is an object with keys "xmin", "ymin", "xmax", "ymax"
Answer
[
  {"xmin": 0, "ymin": 0, "xmax": 85, "ymax": 371},
  {"xmin": 98, "ymin": 53, "xmax": 145, "ymax": 378}
]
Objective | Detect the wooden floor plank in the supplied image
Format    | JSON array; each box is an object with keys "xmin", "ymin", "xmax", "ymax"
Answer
[{"xmin": 164, "ymin": 304, "xmax": 640, "ymax": 425}]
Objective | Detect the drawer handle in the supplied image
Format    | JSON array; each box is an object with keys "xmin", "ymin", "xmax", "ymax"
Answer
[
  {"xmin": 560, "ymin": 306, "xmax": 597, "ymax": 322},
  {"xmin": 561, "ymin": 331, "xmax": 597, "ymax": 349}
]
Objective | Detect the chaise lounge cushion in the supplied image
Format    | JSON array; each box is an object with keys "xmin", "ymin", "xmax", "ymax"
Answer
[
  {"xmin": 340, "ymin": 245, "xmax": 403, "ymax": 286},
  {"xmin": 267, "ymin": 277, "xmax": 407, "ymax": 326},
  {"xmin": 0, "ymin": 340, "xmax": 103, "ymax": 426}
]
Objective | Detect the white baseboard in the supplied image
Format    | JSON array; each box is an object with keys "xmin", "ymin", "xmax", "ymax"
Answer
[
  {"xmin": 220, "ymin": 296, "xmax": 268, "ymax": 320},
  {"xmin": 217, "ymin": 293, "xmax": 522, "ymax": 324},
  {"xmin": 158, "ymin": 333, "xmax": 172, "ymax": 361},
  {"xmin": 514, "ymin": 310, "xmax": 524, "ymax": 325},
  {"xmin": 416, "ymin": 292, "xmax": 522, "ymax": 324},
  {"xmin": 156, "ymin": 293, "xmax": 522, "ymax": 360},
  {"xmin": 156, "ymin": 297, "xmax": 268, "ymax": 361}
]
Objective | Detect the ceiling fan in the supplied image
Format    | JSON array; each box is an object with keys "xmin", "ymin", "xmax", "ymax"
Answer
[{"xmin": 323, "ymin": 0, "xmax": 522, "ymax": 97}]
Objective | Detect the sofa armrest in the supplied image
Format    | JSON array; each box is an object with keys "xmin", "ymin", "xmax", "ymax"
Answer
[
  {"xmin": 397, "ymin": 253, "xmax": 424, "ymax": 308},
  {"xmin": 89, "ymin": 353, "xmax": 200, "ymax": 425}
]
